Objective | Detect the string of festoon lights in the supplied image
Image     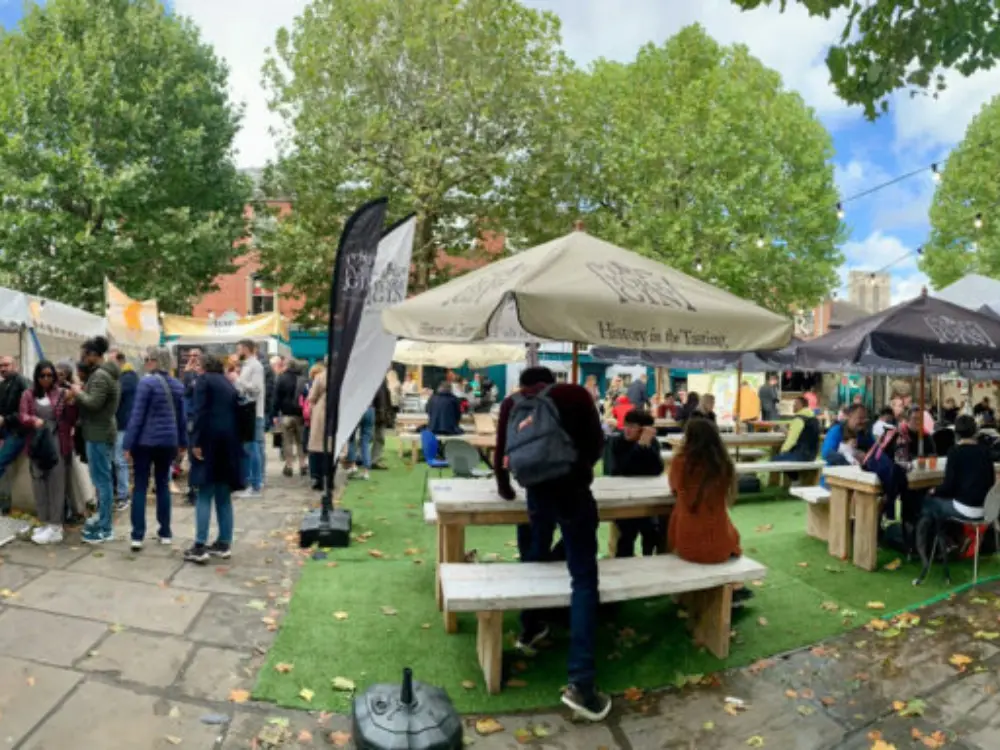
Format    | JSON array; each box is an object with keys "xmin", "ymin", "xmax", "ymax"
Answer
[{"xmin": 692, "ymin": 138, "xmax": 994, "ymax": 275}]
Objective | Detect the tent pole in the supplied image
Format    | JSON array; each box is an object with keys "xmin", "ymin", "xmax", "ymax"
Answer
[
  {"xmin": 918, "ymin": 364, "xmax": 926, "ymax": 460},
  {"xmin": 571, "ymin": 342, "xmax": 579, "ymax": 385}
]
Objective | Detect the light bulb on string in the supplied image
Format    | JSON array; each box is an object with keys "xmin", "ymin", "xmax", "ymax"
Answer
[
  {"xmin": 975, "ymin": 213, "xmax": 984, "ymax": 230},
  {"xmin": 931, "ymin": 163, "xmax": 941, "ymax": 183},
  {"xmin": 836, "ymin": 202, "xmax": 845, "ymax": 220},
  {"xmin": 695, "ymin": 256, "xmax": 703, "ymax": 273}
]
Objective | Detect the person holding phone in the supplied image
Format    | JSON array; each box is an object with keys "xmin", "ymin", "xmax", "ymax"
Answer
[{"xmin": 604, "ymin": 409, "xmax": 664, "ymax": 557}]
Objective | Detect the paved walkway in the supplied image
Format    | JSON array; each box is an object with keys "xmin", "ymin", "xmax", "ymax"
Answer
[{"xmin": 2, "ymin": 461, "xmax": 1000, "ymax": 749}]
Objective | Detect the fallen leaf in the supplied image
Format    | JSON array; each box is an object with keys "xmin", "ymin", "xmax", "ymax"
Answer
[
  {"xmin": 421, "ymin": 623, "xmax": 431, "ymax": 629},
  {"xmin": 332, "ymin": 611, "xmax": 349, "ymax": 621},
  {"xmin": 820, "ymin": 601, "xmax": 840, "ymax": 612},
  {"xmin": 703, "ymin": 721, "xmax": 716, "ymax": 730},
  {"xmin": 751, "ymin": 579, "xmax": 765, "ymax": 587},
  {"xmin": 974, "ymin": 630, "xmax": 1000, "ymax": 640},
  {"xmin": 746, "ymin": 736, "xmax": 765, "ymax": 747},
  {"xmin": 461, "ymin": 680, "xmax": 476, "ymax": 690},
  {"xmin": 784, "ymin": 689, "xmax": 798, "ymax": 699},
  {"xmin": 228, "ymin": 689, "xmax": 250, "ymax": 704},
  {"xmin": 109, "ymin": 623, "xmax": 126, "ymax": 634},
  {"xmin": 298, "ymin": 688, "xmax": 314, "ymax": 703},
  {"xmin": 168, "ymin": 706, "xmax": 181, "ymax": 719},
  {"xmin": 800, "ymin": 688, "xmax": 815, "ymax": 700},
  {"xmin": 757, "ymin": 617, "xmax": 768, "ymax": 627},
  {"xmin": 475, "ymin": 718, "xmax": 504, "ymax": 736},
  {"xmin": 897, "ymin": 698, "xmax": 926, "ymax": 717},
  {"xmin": 246, "ymin": 600, "xmax": 267, "ymax": 611},
  {"xmin": 892, "ymin": 700, "xmax": 906, "ymax": 711},
  {"xmin": 949, "ymin": 653, "xmax": 973, "ymax": 670},
  {"xmin": 532, "ymin": 725, "xmax": 550, "ymax": 738},
  {"xmin": 921, "ymin": 730, "xmax": 947, "ymax": 749},
  {"xmin": 755, "ymin": 524, "xmax": 773, "ymax": 533},
  {"xmin": 820, "ymin": 696, "xmax": 837, "ymax": 707},
  {"xmin": 796, "ymin": 562, "xmax": 809, "ymax": 568},
  {"xmin": 884, "ymin": 558, "xmax": 902, "ymax": 571},
  {"xmin": 513, "ymin": 727, "xmax": 533, "ymax": 744},
  {"xmin": 866, "ymin": 618, "xmax": 890, "ymax": 631},
  {"xmin": 380, "ymin": 606, "xmax": 398, "ymax": 616},
  {"xmin": 866, "ymin": 601, "xmax": 886, "ymax": 610},
  {"xmin": 296, "ymin": 729, "xmax": 313, "ymax": 743},
  {"xmin": 25, "ymin": 676, "xmax": 35, "ymax": 687},
  {"xmin": 403, "ymin": 547, "xmax": 420, "ymax": 556},
  {"xmin": 747, "ymin": 658, "xmax": 775, "ymax": 674},
  {"xmin": 164, "ymin": 736, "xmax": 182, "ymax": 746},
  {"xmin": 368, "ymin": 549, "xmax": 385, "ymax": 559},
  {"xmin": 329, "ymin": 731, "xmax": 351, "ymax": 747},
  {"xmin": 261, "ymin": 617, "xmax": 278, "ymax": 631},
  {"xmin": 274, "ymin": 663, "xmax": 294, "ymax": 674},
  {"xmin": 723, "ymin": 703, "xmax": 742, "ymax": 716},
  {"xmin": 824, "ymin": 565, "xmax": 846, "ymax": 573},
  {"xmin": 331, "ymin": 676, "xmax": 355, "ymax": 692},
  {"xmin": 623, "ymin": 686, "xmax": 644, "ymax": 702},
  {"xmin": 971, "ymin": 596, "xmax": 990, "ymax": 604},
  {"xmin": 797, "ymin": 705, "xmax": 815, "ymax": 716},
  {"xmin": 871, "ymin": 742, "xmax": 897, "ymax": 750}
]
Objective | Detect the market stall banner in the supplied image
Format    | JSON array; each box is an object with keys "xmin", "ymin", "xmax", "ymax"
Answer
[
  {"xmin": 105, "ymin": 279, "xmax": 161, "ymax": 349},
  {"xmin": 161, "ymin": 310, "xmax": 289, "ymax": 340}
]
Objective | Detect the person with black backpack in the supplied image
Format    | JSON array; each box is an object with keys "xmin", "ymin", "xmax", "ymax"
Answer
[{"xmin": 494, "ymin": 366, "xmax": 610, "ymax": 722}]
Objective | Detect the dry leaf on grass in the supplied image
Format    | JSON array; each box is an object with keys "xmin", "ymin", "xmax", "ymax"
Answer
[
  {"xmin": 332, "ymin": 611, "xmax": 349, "ymax": 621},
  {"xmin": 623, "ymin": 687, "xmax": 644, "ymax": 702},
  {"xmin": 746, "ymin": 736, "xmax": 765, "ymax": 747},
  {"xmin": 884, "ymin": 558, "xmax": 902, "ymax": 571},
  {"xmin": 757, "ymin": 617, "xmax": 769, "ymax": 627},
  {"xmin": 461, "ymin": 680, "xmax": 476, "ymax": 690},
  {"xmin": 296, "ymin": 729, "xmax": 313, "ymax": 743},
  {"xmin": 513, "ymin": 728, "xmax": 533, "ymax": 744},
  {"xmin": 328, "ymin": 731, "xmax": 351, "ymax": 747},
  {"xmin": 949, "ymin": 653, "xmax": 973, "ymax": 670},
  {"xmin": 380, "ymin": 606, "xmax": 398, "ymax": 616},
  {"xmin": 796, "ymin": 562, "xmax": 809, "ymax": 568},
  {"xmin": 228, "ymin": 689, "xmax": 250, "ymax": 704},
  {"xmin": 784, "ymin": 689, "xmax": 798, "ymax": 699},
  {"xmin": 368, "ymin": 549, "xmax": 385, "ymax": 559},
  {"xmin": 298, "ymin": 688, "xmax": 314, "ymax": 703},
  {"xmin": 820, "ymin": 601, "xmax": 840, "ymax": 612},
  {"xmin": 866, "ymin": 601, "xmax": 886, "ymax": 610},
  {"xmin": 274, "ymin": 663, "xmax": 294, "ymax": 674},
  {"xmin": 754, "ymin": 524, "xmax": 773, "ymax": 533},
  {"xmin": 475, "ymin": 718, "xmax": 504, "ymax": 736},
  {"xmin": 331, "ymin": 676, "xmax": 355, "ymax": 692}
]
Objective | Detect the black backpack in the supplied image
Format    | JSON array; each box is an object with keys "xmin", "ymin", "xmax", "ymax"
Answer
[
  {"xmin": 29, "ymin": 425, "xmax": 59, "ymax": 473},
  {"xmin": 505, "ymin": 385, "xmax": 578, "ymax": 487}
]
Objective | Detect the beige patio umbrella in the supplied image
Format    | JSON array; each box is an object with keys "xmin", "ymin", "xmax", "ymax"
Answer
[
  {"xmin": 382, "ymin": 229, "xmax": 793, "ymax": 352},
  {"xmin": 393, "ymin": 340, "xmax": 525, "ymax": 368}
]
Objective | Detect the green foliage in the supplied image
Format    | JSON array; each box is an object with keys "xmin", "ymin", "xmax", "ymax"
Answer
[
  {"xmin": 508, "ymin": 25, "xmax": 844, "ymax": 314},
  {"xmin": 0, "ymin": 0, "xmax": 251, "ymax": 313},
  {"xmin": 733, "ymin": 0, "xmax": 1000, "ymax": 120},
  {"xmin": 920, "ymin": 96, "xmax": 1000, "ymax": 288},
  {"xmin": 258, "ymin": 0, "xmax": 569, "ymax": 323}
]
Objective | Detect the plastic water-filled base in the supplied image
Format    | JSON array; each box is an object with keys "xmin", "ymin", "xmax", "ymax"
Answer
[{"xmin": 352, "ymin": 668, "xmax": 463, "ymax": 750}]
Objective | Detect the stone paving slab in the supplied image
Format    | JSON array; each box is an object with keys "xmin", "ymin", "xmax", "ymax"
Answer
[
  {"xmin": 177, "ymin": 645, "xmax": 256, "ymax": 702},
  {"xmin": 77, "ymin": 630, "xmax": 194, "ymax": 687},
  {"xmin": 0, "ymin": 560, "xmax": 46, "ymax": 591},
  {"xmin": 0, "ymin": 608, "xmax": 107, "ymax": 667},
  {"xmin": 65, "ymin": 548, "xmax": 185, "ymax": 584},
  {"xmin": 186, "ymin": 592, "xmax": 280, "ymax": 650},
  {"xmin": 10, "ymin": 569, "xmax": 210, "ymax": 634},
  {"xmin": 170, "ymin": 561, "xmax": 292, "ymax": 596},
  {"xmin": 0, "ymin": 541, "xmax": 89, "ymax": 569},
  {"xmin": 18, "ymin": 681, "xmax": 223, "ymax": 750},
  {"xmin": 0, "ymin": 655, "xmax": 82, "ymax": 746}
]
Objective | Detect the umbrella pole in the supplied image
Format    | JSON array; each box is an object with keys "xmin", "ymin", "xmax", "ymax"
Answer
[
  {"xmin": 734, "ymin": 363, "xmax": 743, "ymax": 435},
  {"xmin": 571, "ymin": 342, "xmax": 579, "ymax": 385},
  {"xmin": 918, "ymin": 364, "xmax": 926, "ymax": 460}
]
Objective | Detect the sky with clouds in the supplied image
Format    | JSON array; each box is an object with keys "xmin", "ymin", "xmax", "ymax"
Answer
[{"xmin": 5, "ymin": 0, "xmax": 1000, "ymax": 303}]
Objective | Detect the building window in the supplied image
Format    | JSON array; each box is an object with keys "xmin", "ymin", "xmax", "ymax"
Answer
[{"xmin": 250, "ymin": 275, "xmax": 276, "ymax": 315}]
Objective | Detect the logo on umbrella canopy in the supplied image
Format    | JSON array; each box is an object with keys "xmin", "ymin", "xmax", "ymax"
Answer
[
  {"xmin": 586, "ymin": 261, "xmax": 696, "ymax": 311},
  {"xmin": 923, "ymin": 315, "xmax": 996, "ymax": 348}
]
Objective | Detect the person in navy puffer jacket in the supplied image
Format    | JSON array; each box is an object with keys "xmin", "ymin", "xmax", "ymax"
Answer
[{"xmin": 125, "ymin": 346, "xmax": 187, "ymax": 550}]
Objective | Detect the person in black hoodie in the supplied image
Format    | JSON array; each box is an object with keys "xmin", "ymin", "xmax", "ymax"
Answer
[
  {"xmin": 605, "ymin": 409, "xmax": 664, "ymax": 557},
  {"xmin": 271, "ymin": 359, "xmax": 307, "ymax": 477},
  {"xmin": 0, "ymin": 356, "xmax": 29, "ymax": 483},
  {"xmin": 425, "ymin": 380, "xmax": 463, "ymax": 436},
  {"xmin": 926, "ymin": 415, "xmax": 995, "ymax": 522}
]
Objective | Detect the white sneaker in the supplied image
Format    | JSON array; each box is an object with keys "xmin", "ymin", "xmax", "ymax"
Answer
[
  {"xmin": 130, "ymin": 539, "xmax": 143, "ymax": 551},
  {"xmin": 31, "ymin": 526, "xmax": 50, "ymax": 544},
  {"xmin": 233, "ymin": 489, "xmax": 260, "ymax": 499},
  {"xmin": 158, "ymin": 536, "xmax": 172, "ymax": 546},
  {"xmin": 46, "ymin": 525, "xmax": 63, "ymax": 544},
  {"xmin": 360, "ymin": 471, "xmax": 370, "ymax": 481}
]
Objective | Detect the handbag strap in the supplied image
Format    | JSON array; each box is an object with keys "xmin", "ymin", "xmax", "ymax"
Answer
[{"xmin": 155, "ymin": 374, "xmax": 177, "ymax": 428}]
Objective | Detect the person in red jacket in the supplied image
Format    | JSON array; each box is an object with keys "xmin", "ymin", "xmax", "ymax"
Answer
[
  {"xmin": 611, "ymin": 394, "xmax": 633, "ymax": 430},
  {"xmin": 494, "ymin": 366, "xmax": 609, "ymax": 722}
]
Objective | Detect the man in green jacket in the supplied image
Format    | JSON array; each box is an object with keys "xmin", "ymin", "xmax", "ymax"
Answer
[
  {"xmin": 71, "ymin": 336, "xmax": 121, "ymax": 544},
  {"xmin": 773, "ymin": 396, "xmax": 821, "ymax": 462}
]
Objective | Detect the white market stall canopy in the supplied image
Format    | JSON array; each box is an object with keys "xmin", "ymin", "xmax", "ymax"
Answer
[{"xmin": 393, "ymin": 340, "xmax": 525, "ymax": 368}]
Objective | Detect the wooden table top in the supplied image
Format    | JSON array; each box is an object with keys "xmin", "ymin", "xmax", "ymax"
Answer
[
  {"xmin": 398, "ymin": 432, "xmax": 495, "ymax": 448},
  {"xmin": 821, "ymin": 459, "xmax": 1000, "ymax": 492},
  {"xmin": 430, "ymin": 475, "xmax": 672, "ymax": 518},
  {"xmin": 663, "ymin": 432, "xmax": 785, "ymax": 448}
]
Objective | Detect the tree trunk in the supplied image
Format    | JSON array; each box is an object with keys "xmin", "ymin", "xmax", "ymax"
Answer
[{"xmin": 412, "ymin": 213, "xmax": 436, "ymax": 293}]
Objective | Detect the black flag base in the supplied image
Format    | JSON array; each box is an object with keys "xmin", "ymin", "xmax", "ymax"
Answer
[{"xmin": 299, "ymin": 502, "xmax": 352, "ymax": 548}]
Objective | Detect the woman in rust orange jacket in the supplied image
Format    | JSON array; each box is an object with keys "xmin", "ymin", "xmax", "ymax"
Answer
[{"xmin": 667, "ymin": 417, "xmax": 741, "ymax": 563}]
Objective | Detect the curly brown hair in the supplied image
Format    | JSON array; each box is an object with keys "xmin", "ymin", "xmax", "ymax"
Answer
[{"xmin": 679, "ymin": 417, "xmax": 734, "ymax": 510}]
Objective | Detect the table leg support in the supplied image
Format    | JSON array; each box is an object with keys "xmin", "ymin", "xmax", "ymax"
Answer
[
  {"xmin": 477, "ymin": 611, "xmax": 504, "ymax": 695},
  {"xmin": 827, "ymin": 487, "xmax": 851, "ymax": 561},
  {"xmin": 852, "ymin": 490, "xmax": 880, "ymax": 572},
  {"xmin": 440, "ymin": 523, "xmax": 465, "ymax": 633},
  {"xmin": 680, "ymin": 585, "xmax": 733, "ymax": 659}
]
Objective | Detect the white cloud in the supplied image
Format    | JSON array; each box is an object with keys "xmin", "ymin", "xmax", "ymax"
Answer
[
  {"xmin": 834, "ymin": 157, "xmax": 937, "ymax": 232},
  {"xmin": 838, "ymin": 230, "xmax": 928, "ymax": 303},
  {"xmin": 892, "ymin": 67, "xmax": 1000, "ymax": 153},
  {"xmin": 172, "ymin": 0, "xmax": 310, "ymax": 169}
]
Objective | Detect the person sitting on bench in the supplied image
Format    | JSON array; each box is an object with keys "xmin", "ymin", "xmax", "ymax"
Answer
[
  {"xmin": 925, "ymin": 415, "xmax": 995, "ymax": 524},
  {"xmin": 604, "ymin": 409, "xmax": 664, "ymax": 557},
  {"xmin": 772, "ymin": 396, "xmax": 820, "ymax": 462}
]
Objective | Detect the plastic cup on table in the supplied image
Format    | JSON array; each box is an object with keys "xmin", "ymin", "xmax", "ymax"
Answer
[{"xmin": 929, "ymin": 456, "xmax": 938, "ymax": 470}]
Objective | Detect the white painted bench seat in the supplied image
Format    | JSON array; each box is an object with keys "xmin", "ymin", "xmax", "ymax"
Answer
[
  {"xmin": 441, "ymin": 555, "xmax": 767, "ymax": 693},
  {"xmin": 661, "ymin": 448, "xmax": 767, "ymax": 462},
  {"xmin": 790, "ymin": 486, "xmax": 832, "ymax": 541},
  {"xmin": 790, "ymin": 486, "xmax": 831, "ymax": 503},
  {"xmin": 734, "ymin": 460, "xmax": 826, "ymax": 475},
  {"xmin": 423, "ymin": 502, "xmax": 438, "ymax": 525}
]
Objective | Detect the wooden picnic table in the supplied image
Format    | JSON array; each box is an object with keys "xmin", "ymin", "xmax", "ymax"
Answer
[
  {"xmin": 395, "ymin": 412, "xmax": 476, "ymax": 430},
  {"xmin": 430, "ymin": 475, "xmax": 673, "ymax": 632},
  {"xmin": 822, "ymin": 460, "xmax": 956, "ymax": 572},
  {"xmin": 663, "ymin": 432, "xmax": 785, "ymax": 452},
  {"xmin": 396, "ymin": 430, "xmax": 494, "ymax": 464}
]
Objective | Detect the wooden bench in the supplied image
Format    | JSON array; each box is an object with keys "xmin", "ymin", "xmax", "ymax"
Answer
[
  {"xmin": 423, "ymin": 502, "xmax": 438, "ymax": 525},
  {"xmin": 790, "ymin": 486, "xmax": 831, "ymax": 540},
  {"xmin": 735, "ymin": 460, "xmax": 826, "ymax": 487},
  {"xmin": 441, "ymin": 554, "xmax": 767, "ymax": 694},
  {"xmin": 398, "ymin": 432, "xmax": 496, "ymax": 464},
  {"xmin": 661, "ymin": 448, "xmax": 767, "ymax": 463}
]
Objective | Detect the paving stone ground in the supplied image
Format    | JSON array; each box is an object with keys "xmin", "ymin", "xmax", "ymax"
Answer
[{"xmin": 1, "ymin": 455, "xmax": 1000, "ymax": 749}]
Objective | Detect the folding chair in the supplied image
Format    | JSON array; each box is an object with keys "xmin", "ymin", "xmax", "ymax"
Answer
[
  {"xmin": 419, "ymin": 430, "xmax": 449, "ymax": 504},
  {"xmin": 913, "ymin": 486, "xmax": 1000, "ymax": 586}
]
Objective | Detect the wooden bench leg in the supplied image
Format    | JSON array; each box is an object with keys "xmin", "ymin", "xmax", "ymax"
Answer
[
  {"xmin": 852, "ymin": 490, "xmax": 880, "ymax": 572},
  {"xmin": 806, "ymin": 503, "xmax": 830, "ymax": 541},
  {"xmin": 801, "ymin": 470, "xmax": 820, "ymax": 486},
  {"xmin": 477, "ymin": 611, "xmax": 504, "ymax": 695},
  {"xmin": 827, "ymin": 487, "xmax": 851, "ymax": 561},
  {"xmin": 680, "ymin": 585, "xmax": 733, "ymax": 659},
  {"xmin": 411, "ymin": 441, "xmax": 419, "ymax": 465},
  {"xmin": 607, "ymin": 522, "xmax": 619, "ymax": 558},
  {"xmin": 435, "ymin": 522, "xmax": 444, "ymax": 609},
  {"xmin": 440, "ymin": 523, "xmax": 465, "ymax": 633},
  {"xmin": 767, "ymin": 472, "xmax": 781, "ymax": 488}
]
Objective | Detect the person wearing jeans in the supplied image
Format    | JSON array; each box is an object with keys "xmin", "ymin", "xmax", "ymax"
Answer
[
  {"xmin": 111, "ymin": 349, "xmax": 138, "ymax": 512},
  {"xmin": 232, "ymin": 339, "xmax": 264, "ymax": 497},
  {"xmin": 346, "ymin": 406, "xmax": 375, "ymax": 480},
  {"xmin": 186, "ymin": 354, "xmax": 243, "ymax": 564},
  {"xmin": 0, "ymin": 356, "xmax": 30, "ymax": 499},
  {"xmin": 125, "ymin": 347, "xmax": 187, "ymax": 550},
  {"xmin": 72, "ymin": 337, "xmax": 121, "ymax": 544},
  {"xmin": 494, "ymin": 366, "xmax": 610, "ymax": 722}
]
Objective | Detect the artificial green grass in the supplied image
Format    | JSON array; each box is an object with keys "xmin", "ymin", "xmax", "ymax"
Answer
[{"xmin": 254, "ymin": 441, "xmax": 1000, "ymax": 714}]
